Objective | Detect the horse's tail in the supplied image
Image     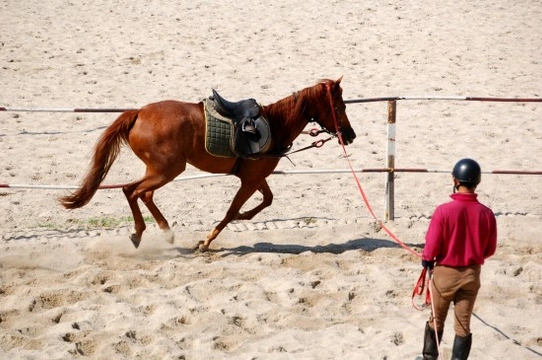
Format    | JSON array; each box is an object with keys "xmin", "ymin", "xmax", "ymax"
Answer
[{"xmin": 59, "ymin": 110, "xmax": 140, "ymax": 209}]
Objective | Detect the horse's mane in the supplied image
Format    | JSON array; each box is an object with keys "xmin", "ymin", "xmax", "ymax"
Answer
[
  {"xmin": 263, "ymin": 79, "xmax": 336, "ymax": 122},
  {"xmin": 260, "ymin": 79, "xmax": 339, "ymax": 150}
]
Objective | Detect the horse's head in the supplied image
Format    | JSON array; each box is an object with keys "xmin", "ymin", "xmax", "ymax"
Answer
[{"xmin": 304, "ymin": 77, "xmax": 356, "ymax": 145}]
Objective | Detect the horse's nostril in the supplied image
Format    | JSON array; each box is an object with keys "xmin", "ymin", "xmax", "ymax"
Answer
[{"xmin": 345, "ymin": 129, "xmax": 356, "ymax": 143}]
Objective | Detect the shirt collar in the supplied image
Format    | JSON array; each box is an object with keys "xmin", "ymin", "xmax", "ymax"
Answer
[{"xmin": 450, "ymin": 192, "xmax": 478, "ymax": 201}]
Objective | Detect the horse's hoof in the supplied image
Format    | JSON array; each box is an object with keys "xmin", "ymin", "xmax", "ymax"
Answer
[
  {"xmin": 130, "ymin": 234, "xmax": 141, "ymax": 249},
  {"xmin": 197, "ymin": 240, "xmax": 209, "ymax": 253},
  {"xmin": 163, "ymin": 228, "xmax": 175, "ymax": 244}
]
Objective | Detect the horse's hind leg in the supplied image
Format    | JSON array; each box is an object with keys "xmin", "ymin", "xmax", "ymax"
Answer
[
  {"xmin": 122, "ymin": 182, "xmax": 147, "ymax": 248},
  {"xmin": 141, "ymin": 190, "xmax": 174, "ymax": 244},
  {"xmin": 236, "ymin": 179, "xmax": 273, "ymax": 221},
  {"xmin": 122, "ymin": 171, "xmax": 178, "ymax": 248}
]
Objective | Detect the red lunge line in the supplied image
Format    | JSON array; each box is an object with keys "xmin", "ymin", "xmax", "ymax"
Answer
[{"xmin": 327, "ymin": 83, "xmax": 429, "ymax": 310}]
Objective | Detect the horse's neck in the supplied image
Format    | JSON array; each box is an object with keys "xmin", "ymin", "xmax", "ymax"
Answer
[{"xmin": 263, "ymin": 98, "xmax": 308, "ymax": 148}]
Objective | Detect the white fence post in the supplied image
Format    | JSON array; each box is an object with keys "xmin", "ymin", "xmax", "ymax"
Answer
[{"xmin": 385, "ymin": 100, "xmax": 397, "ymax": 221}]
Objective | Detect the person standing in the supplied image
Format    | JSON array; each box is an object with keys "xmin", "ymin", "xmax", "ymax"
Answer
[{"xmin": 421, "ymin": 158, "xmax": 497, "ymax": 360}]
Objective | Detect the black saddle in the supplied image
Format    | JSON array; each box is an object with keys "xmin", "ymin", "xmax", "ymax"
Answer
[
  {"xmin": 209, "ymin": 89, "xmax": 267, "ymax": 158},
  {"xmin": 211, "ymin": 89, "xmax": 260, "ymax": 123}
]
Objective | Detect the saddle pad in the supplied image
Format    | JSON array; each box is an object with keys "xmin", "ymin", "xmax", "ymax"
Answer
[{"xmin": 204, "ymin": 98, "xmax": 236, "ymax": 158}]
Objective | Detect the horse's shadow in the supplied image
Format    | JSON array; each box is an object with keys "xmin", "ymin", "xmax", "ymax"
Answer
[
  {"xmin": 4, "ymin": 126, "xmax": 108, "ymax": 137},
  {"xmin": 206, "ymin": 236, "xmax": 422, "ymax": 257}
]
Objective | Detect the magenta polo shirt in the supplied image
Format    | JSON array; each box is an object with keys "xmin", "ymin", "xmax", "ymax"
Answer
[{"xmin": 422, "ymin": 192, "xmax": 497, "ymax": 267}]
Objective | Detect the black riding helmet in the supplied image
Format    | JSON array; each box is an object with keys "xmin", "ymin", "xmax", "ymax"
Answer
[{"xmin": 452, "ymin": 158, "xmax": 481, "ymax": 186}]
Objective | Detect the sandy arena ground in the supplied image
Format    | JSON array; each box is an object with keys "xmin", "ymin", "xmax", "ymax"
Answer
[{"xmin": 1, "ymin": 1, "xmax": 541, "ymax": 359}]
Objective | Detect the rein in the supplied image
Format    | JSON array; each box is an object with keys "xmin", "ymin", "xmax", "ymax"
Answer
[{"xmin": 284, "ymin": 128, "xmax": 336, "ymax": 155}]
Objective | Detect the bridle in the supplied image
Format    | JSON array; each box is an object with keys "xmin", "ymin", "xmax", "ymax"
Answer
[
  {"xmin": 288, "ymin": 83, "xmax": 345, "ymax": 155},
  {"xmin": 308, "ymin": 82, "xmax": 344, "ymax": 140},
  {"xmin": 324, "ymin": 82, "xmax": 345, "ymax": 143}
]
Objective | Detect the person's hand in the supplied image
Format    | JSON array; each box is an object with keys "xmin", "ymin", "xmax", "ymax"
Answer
[{"xmin": 422, "ymin": 259, "xmax": 434, "ymax": 270}]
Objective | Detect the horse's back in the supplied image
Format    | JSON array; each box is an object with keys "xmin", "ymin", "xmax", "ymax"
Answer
[
  {"xmin": 128, "ymin": 100, "xmax": 204, "ymax": 161},
  {"xmin": 133, "ymin": 99, "xmax": 203, "ymax": 132},
  {"xmin": 139, "ymin": 99, "xmax": 202, "ymax": 120}
]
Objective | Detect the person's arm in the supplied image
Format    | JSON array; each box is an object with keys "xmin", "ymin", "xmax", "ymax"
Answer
[
  {"xmin": 484, "ymin": 214, "xmax": 497, "ymax": 259},
  {"xmin": 422, "ymin": 207, "xmax": 443, "ymax": 262}
]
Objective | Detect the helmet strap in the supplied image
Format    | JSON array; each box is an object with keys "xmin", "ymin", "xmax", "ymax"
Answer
[{"xmin": 453, "ymin": 178, "xmax": 460, "ymax": 193}]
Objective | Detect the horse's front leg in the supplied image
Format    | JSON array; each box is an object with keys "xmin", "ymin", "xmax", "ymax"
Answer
[
  {"xmin": 235, "ymin": 179, "xmax": 273, "ymax": 220},
  {"xmin": 199, "ymin": 181, "xmax": 262, "ymax": 252}
]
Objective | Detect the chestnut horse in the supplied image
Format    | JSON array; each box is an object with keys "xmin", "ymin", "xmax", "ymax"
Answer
[{"xmin": 59, "ymin": 78, "xmax": 356, "ymax": 251}]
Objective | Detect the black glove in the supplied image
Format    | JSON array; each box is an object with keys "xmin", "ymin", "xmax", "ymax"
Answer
[{"xmin": 422, "ymin": 259, "xmax": 434, "ymax": 270}]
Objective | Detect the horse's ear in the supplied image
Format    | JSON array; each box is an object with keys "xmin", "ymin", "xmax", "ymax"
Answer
[{"xmin": 333, "ymin": 76, "xmax": 344, "ymax": 94}]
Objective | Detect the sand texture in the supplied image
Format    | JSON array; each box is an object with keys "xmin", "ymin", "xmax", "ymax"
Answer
[{"xmin": 1, "ymin": 1, "xmax": 541, "ymax": 359}]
